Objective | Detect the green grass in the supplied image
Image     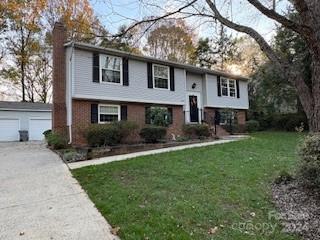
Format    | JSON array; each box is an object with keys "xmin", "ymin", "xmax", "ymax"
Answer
[{"xmin": 72, "ymin": 132, "xmax": 303, "ymax": 240}]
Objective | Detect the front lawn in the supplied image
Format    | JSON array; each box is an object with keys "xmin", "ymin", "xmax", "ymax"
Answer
[{"xmin": 72, "ymin": 132, "xmax": 302, "ymax": 240}]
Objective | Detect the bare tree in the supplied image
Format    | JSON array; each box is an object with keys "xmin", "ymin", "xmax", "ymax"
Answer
[{"xmin": 112, "ymin": 0, "xmax": 320, "ymax": 132}]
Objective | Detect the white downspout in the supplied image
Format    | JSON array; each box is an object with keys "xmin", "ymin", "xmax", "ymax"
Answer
[{"xmin": 68, "ymin": 42, "xmax": 74, "ymax": 144}]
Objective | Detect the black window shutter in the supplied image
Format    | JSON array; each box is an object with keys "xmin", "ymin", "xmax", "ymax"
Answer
[
  {"xmin": 145, "ymin": 106, "xmax": 151, "ymax": 124},
  {"xmin": 91, "ymin": 104, "xmax": 98, "ymax": 123},
  {"xmin": 236, "ymin": 80, "xmax": 240, "ymax": 98},
  {"xmin": 121, "ymin": 105, "xmax": 127, "ymax": 120},
  {"xmin": 92, "ymin": 53, "xmax": 100, "ymax": 83},
  {"xmin": 170, "ymin": 67, "xmax": 175, "ymax": 91},
  {"xmin": 147, "ymin": 63, "xmax": 153, "ymax": 88},
  {"xmin": 168, "ymin": 107, "xmax": 173, "ymax": 124},
  {"xmin": 217, "ymin": 76, "xmax": 221, "ymax": 97},
  {"xmin": 123, "ymin": 57, "xmax": 129, "ymax": 86}
]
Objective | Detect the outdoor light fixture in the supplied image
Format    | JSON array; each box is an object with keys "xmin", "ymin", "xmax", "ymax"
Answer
[{"xmin": 192, "ymin": 83, "xmax": 197, "ymax": 89}]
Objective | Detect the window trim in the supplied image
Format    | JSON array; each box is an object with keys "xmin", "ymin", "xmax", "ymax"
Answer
[
  {"xmin": 220, "ymin": 77, "xmax": 236, "ymax": 98},
  {"xmin": 98, "ymin": 104, "xmax": 121, "ymax": 124},
  {"xmin": 99, "ymin": 54, "xmax": 123, "ymax": 85},
  {"xmin": 152, "ymin": 64, "xmax": 170, "ymax": 90}
]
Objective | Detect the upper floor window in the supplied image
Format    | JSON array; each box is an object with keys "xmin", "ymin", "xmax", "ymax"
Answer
[
  {"xmin": 100, "ymin": 55, "xmax": 122, "ymax": 84},
  {"xmin": 153, "ymin": 64, "xmax": 169, "ymax": 89},
  {"xmin": 98, "ymin": 104, "xmax": 120, "ymax": 123},
  {"xmin": 221, "ymin": 77, "xmax": 236, "ymax": 97}
]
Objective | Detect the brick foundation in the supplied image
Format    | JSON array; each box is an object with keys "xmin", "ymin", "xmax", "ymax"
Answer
[
  {"xmin": 203, "ymin": 107, "xmax": 247, "ymax": 134},
  {"xmin": 71, "ymin": 100, "xmax": 184, "ymax": 146}
]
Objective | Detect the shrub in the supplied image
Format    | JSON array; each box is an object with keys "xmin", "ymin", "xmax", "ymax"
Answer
[
  {"xmin": 182, "ymin": 124, "xmax": 210, "ymax": 139},
  {"xmin": 139, "ymin": 126, "xmax": 167, "ymax": 143},
  {"xmin": 85, "ymin": 121, "xmax": 138, "ymax": 147},
  {"xmin": 272, "ymin": 113, "xmax": 308, "ymax": 131},
  {"xmin": 46, "ymin": 132, "xmax": 67, "ymax": 150},
  {"xmin": 113, "ymin": 121, "xmax": 138, "ymax": 139},
  {"xmin": 297, "ymin": 134, "xmax": 320, "ymax": 190},
  {"xmin": 85, "ymin": 124, "xmax": 120, "ymax": 147},
  {"xmin": 256, "ymin": 115, "xmax": 274, "ymax": 130},
  {"xmin": 43, "ymin": 129, "xmax": 52, "ymax": 138},
  {"xmin": 245, "ymin": 120, "xmax": 260, "ymax": 132}
]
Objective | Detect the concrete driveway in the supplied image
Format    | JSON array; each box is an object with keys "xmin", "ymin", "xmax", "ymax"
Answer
[{"xmin": 0, "ymin": 142, "xmax": 118, "ymax": 240}]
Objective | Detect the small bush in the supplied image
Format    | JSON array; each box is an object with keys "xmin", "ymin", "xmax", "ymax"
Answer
[
  {"xmin": 140, "ymin": 126, "xmax": 167, "ymax": 143},
  {"xmin": 85, "ymin": 124, "xmax": 118, "ymax": 147},
  {"xmin": 85, "ymin": 121, "xmax": 138, "ymax": 147},
  {"xmin": 256, "ymin": 115, "xmax": 274, "ymax": 130},
  {"xmin": 183, "ymin": 124, "xmax": 210, "ymax": 139},
  {"xmin": 113, "ymin": 121, "xmax": 138, "ymax": 139},
  {"xmin": 272, "ymin": 113, "xmax": 308, "ymax": 131},
  {"xmin": 245, "ymin": 120, "xmax": 260, "ymax": 132},
  {"xmin": 43, "ymin": 129, "xmax": 52, "ymax": 138},
  {"xmin": 46, "ymin": 132, "xmax": 67, "ymax": 149},
  {"xmin": 297, "ymin": 134, "xmax": 320, "ymax": 190}
]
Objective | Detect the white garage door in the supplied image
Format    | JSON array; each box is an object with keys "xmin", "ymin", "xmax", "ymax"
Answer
[
  {"xmin": 0, "ymin": 118, "xmax": 20, "ymax": 141},
  {"xmin": 29, "ymin": 119, "xmax": 52, "ymax": 141}
]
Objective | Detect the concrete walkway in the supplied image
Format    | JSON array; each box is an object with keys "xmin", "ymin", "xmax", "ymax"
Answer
[
  {"xmin": 0, "ymin": 142, "xmax": 118, "ymax": 240},
  {"xmin": 69, "ymin": 135, "xmax": 248, "ymax": 169}
]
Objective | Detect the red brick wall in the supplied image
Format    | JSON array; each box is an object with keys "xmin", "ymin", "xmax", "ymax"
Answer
[
  {"xmin": 52, "ymin": 22, "xmax": 67, "ymax": 135},
  {"xmin": 204, "ymin": 107, "xmax": 216, "ymax": 125},
  {"xmin": 237, "ymin": 110, "xmax": 246, "ymax": 125},
  {"xmin": 203, "ymin": 107, "xmax": 247, "ymax": 134},
  {"xmin": 72, "ymin": 100, "xmax": 93, "ymax": 145},
  {"xmin": 71, "ymin": 100, "xmax": 184, "ymax": 146}
]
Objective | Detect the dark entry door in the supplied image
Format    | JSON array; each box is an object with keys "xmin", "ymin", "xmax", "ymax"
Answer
[{"xmin": 189, "ymin": 95, "xmax": 199, "ymax": 122}]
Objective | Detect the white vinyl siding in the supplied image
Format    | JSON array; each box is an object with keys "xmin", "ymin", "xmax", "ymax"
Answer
[
  {"xmin": 205, "ymin": 74, "xmax": 249, "ymax": 109},
  {"xmin": 72, "ymin": 49, "xmax": 185, "ymax": 105}
]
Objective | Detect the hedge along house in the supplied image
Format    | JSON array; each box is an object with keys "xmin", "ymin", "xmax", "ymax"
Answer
[{"xmin": 52, "ymin": 22, "xmax": 249, "ymax": 146}]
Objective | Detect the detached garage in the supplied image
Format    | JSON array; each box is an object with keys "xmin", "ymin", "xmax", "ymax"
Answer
[{"xmin": 0, "ymin": 101, "xmax": 52, "ymax": 141}]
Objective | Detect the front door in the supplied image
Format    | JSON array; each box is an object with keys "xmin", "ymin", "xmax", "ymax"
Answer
[{"xmin": 189, "ymin": 95, "xmax": 199, "ymax": 122}]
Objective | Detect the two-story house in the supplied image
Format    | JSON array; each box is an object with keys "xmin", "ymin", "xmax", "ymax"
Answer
[{"xmin": 52, "ymin": 22, "xmax": 249, "ymax": 145}]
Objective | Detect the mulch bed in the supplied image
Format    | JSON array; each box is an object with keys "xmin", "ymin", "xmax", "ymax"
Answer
[
  {"xmin": 57, "ymin": 137, "xmax": 220, "ymax": 163},
  {"xmin": 272, "ymin": 180, "xmax": 320, "ymax": 240}
]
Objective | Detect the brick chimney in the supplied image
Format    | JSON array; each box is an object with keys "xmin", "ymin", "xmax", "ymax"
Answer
[{"xmin": 52, "ymin": 22, "xmax": 67, "ymax": 135}]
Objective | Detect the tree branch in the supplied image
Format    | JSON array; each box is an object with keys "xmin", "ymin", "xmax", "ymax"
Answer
[
  {"xmin": 247, "ymin": 0, "xmax": 311, "ymax": 35},
  {"xmin": 111, "ymin": 0, "xmax": 198, "ymax": 38},
  {"xmin": 205, "ymin": 0, "xmax": 284, "ymax": 69}
]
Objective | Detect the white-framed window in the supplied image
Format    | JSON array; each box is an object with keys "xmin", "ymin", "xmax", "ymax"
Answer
[
  {"xmin": 229, "ymin": 79, "xmax": 236, "ymax": 97},
  {"xmin": 100, "ymin": 55, "xmax": 122, "ymax": 84},
  {"xmin": 221, "ymin": 77, "xmax": 236, "ymax": 97},
  {"xmin": 219, "ymin": 110, "xmax": 235, "ymax": 125},
  {"xmin": 153, "ymin": 64, "xmax": 170, "ymax": 89},
  {"xmin": 221, "ymin": 78, "xmax": 228, "ymax": 96},
  {"xmin": 98, "ymin": 104, "xmax": 120, "ymax": 123}
]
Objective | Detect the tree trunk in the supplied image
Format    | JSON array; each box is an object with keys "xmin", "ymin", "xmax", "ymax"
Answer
[
  {"xmin": 293, "ymin": 54, "xmax": 320, "ymax": 133},
  {"xmin": 309, "ymin": 55, "xmax": 320, "ymax": 132},
  {"xmin": 21, "ymin": 62, "xmax": 25, "ymax": 102}
]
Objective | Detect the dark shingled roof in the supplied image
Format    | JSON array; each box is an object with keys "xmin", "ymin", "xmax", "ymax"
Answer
[{"xmin": 0, "ymin": 101, "xmax": 52, "ymax": 111}]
